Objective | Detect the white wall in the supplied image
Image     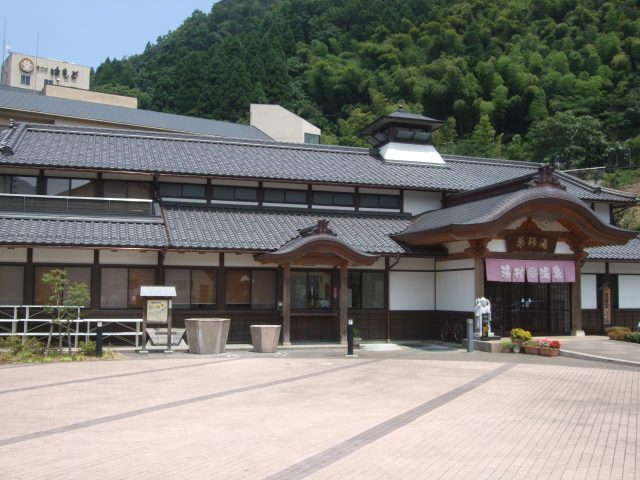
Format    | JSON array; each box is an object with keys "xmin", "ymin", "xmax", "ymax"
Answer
[
  {"xmin": 311, "ymin": 185, "xmax": 354, "ymax": 193},
  {"xmin": 45, "ymin": 169, "xmax": 97, "ymax": 179},
  {"xmin": 212, "ymin": 179, "xmax": 259, "ymax": 187},
  {"xmin": 403, "ymin": 190, "xmax": 441, "ymax": 215},
  {"xmin": 555, "ymin": 242, "xmax": 573, "ymax": 254},
  {"xmin": 436, "ymin": 259, "xmax": 474, "ymax": 270},
  {"xmin": 33, "ymin": 248, "xmax": 93, "ymax": 264},
  {"xmin": 619, "ymin": 275, "xmax": 640, "ymax": 308},
  {"xmin": 102, "ymin": 173, "xmax": 152, "ymax": 182},
  {"xmin": 263, "ymin": 181, "xmax": 307, "ymax": 190},
  {"xmin": 0, "ymin": 167, "xmax": 40, "ymax": 176},
  {"xmin": 609, "ymin": 262, "xmax": 640, "ymax": 274},
  {"xmin": 444, "ymin": 241, "xmax": 467, "ymax": 254},
  {"xmin": 0, "ymin": 247, "xmax": 27, "ymax": 263},
  {"xmin": 487, "ymin": 240, "xmax": 506, "ymax": 252},
  {"xmin": 581, "ymin": 274, "xmax": 597, "ymax": 309},
  {"xmin": 393, "ymin": 257, "xmax": 435, "ymax": 270},
  {"xmin": 164, "ymin": 252, "xmax": 220, "ymax": 267},
  {"xmin": 583, "ymin": 262, "xmax": 606, "ymax": 274},
  {"xmin": 435, "ymin": 270, "xmax": 474, "ymax": 311},
  {"xmin": 389, "ymin": 271, "xmax": 435, "ymax": 310},
  {"xmin": 351, "ymin": 258, "xmax": 386, "ymax": 270},
  {"xmin": 160, "ymin": 176, "xmax": 206, "ymax": 184},
  {"xmin": 99, "ymin": 250, "xmax": 158, "ymax": 265},
  {"xmin": 592, "ymin": 203, "xmax": 611, "ymax": 224},
  {"xmin": 250, "ymin": 104, "xmax": 320, "ymax": 144},
  {"xmin": 224, "ymin": 253, "xmax": 265, "ymax": 268}
]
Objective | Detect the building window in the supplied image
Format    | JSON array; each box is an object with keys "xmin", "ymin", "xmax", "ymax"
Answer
[
  {"xmin": 104, "ymin": 180, "xmax": 153, "ymax": 199},
  {"xmin": 34, "ymin": 266, "xmax": 91, "ymax": 305},
  {"xmin": 0, "ymin": 175, "xmax": 37, "ymax": 194},
  {"xmin": 46, "ymin": 178, "xmax": 95, "ymax": 197},
  {"xmin": 312, "ymin": 191, "xmax": 354, "ymax": 207},
  {"xmin": 225, "ymin": 270, "xmax": 276, "ymax": 309},
  {"xmin": 359, "ymin": 193, "xmax": 400, "ymax": 209},
  {"xmin": 159, "ymin": 183, "xmax": 206, "ymax": 200},
  {"xmin": 165, "ymin": 268, "xmax": 216, "ymax": 309},
  {"xmin": 291, "ymin": 271, "xmax": 332, "ymax": 309},
  {"xmin": 20, "ymin": 75, "xmax": 31, "ymax": 85},
  {"xmin": 212, "ymin": 186, "xmax": 257, "ymax": 202},
  {"xmin": 44, "ymin": 79, "xmax": 53, "ymax": 86},
  {"xmin": 304, "ymin": 133, "xmax": 320, "ymax": 144},
  {"xmin": 100, "ymin": 267, "xmax": 155, "ymax": 309},
  {"xmin": 0, "ymin": 265, "xmax": 24, "ymax": 304},
  {"xmin": 348, "ymin": 271, "xmax": 384, "ymax": 309},
  {"xmin": 263, "ymin": 188, "xmax": 307, "ymax": 205}
]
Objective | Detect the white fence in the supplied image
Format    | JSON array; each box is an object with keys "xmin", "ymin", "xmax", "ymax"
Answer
[{"xmin": 0, "ymin": 305, "xmax": 142, "ymax": 348}]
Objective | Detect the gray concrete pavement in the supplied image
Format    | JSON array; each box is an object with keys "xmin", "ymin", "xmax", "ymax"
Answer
[
  {"xmin": 0, "ymin": 347, "xmax": 637, "ymax": 479},
  {"xmin": 559, "ymin": 335, "xmax": 640, "ymax": 366}
]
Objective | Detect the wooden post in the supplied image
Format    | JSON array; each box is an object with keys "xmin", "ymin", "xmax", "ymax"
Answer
[
  {"xmin": 464, "ymin": 239, "xmax": 489, "ymax": 300},
  {"xmin": 571, "ymin": 247, "xmax": 586, "ymax": 336},
  {"xmin": 282, "ymin": 262, "xmax": 291, "ymax": 345},
  {"xmin": 339, "ymin": 261, "xmax": 348, "ymax": 345}
]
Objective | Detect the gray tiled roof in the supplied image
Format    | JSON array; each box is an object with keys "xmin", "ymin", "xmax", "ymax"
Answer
[
  {"xmin": 0, "ymin": 123, "xmax": 635, "ymax": 203},
  {"xmin": 398, "ymin": 185, "xmax": 630, "ymax": 238},
  {"xmin": 0, "ymin": 85, "xmax": 270, "ymax": 140},
  {"xmin": 586, "ymin": 236, "xmax": 640, "ymax": 261},
  {"xmin": 0, "ymin": 216, "xmax": 167, "ymax": 248},
  {"xmin": 163, "ymin": 205, "xmax": 411, "ymax": 254}
]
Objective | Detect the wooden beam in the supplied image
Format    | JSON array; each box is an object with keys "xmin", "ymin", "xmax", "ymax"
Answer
[
  {"xmin": 282, "ymin": 262, "xmax": 291, "ymax": 345},
  {"xmin": 571, "ymin": 246, "xmax": 586, "ymax": 336},
  {"xmin": 339, "ymin": 261, "xmax": 348, "ymax": 345}
]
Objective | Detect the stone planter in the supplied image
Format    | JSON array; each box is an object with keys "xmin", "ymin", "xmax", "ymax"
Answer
[
  {"xmin": 353, "ymin": 336, "xmax": 362, "ymax": 348},
  {"xmin": 250, "ymin": 325, "xmax": 281, "ymax": 353},
  {"xmin": 540, "ymin": 348, "xmax": 560, "ymax": 357},
  {"xmin": 524, "ymin": 346, "xmax": 540, "ymax": 355},
  {"xmin": 184, "ymin": 318, "xmax": 230, "ymax": 354}
]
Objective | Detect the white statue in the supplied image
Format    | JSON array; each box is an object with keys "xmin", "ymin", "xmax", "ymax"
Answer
[{"xmin": 474, "ymin": 297, "xmax": 493, "ymax": 336}]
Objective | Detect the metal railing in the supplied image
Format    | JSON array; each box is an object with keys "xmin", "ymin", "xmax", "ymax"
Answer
[
  {"xmin": 0, "ymin": 193, "xmax": 155, "ymax": 217},
  {"xmin": 0, "ymin": 305, "xmax": 142, "ymax": 348}
]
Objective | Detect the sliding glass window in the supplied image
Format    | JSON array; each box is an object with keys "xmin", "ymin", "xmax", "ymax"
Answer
[
  {"xmin": 165, "ymin": 268, "xmax": 217, "ymax": 309},
  {"xmin": 225, "ymin": 270, "xmax": 276, "ymax": 309},
  {"xmin": 291, "ymin": 271, "xmax": 332, "ymax": 309},
  {"xmin": 348, "ymin": 271, "xmax": 384, "ymax": 309}
]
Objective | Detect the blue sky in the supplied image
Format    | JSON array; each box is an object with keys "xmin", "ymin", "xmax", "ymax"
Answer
[{"xmin": 1, "ymin": 0, "xmax": 218, "ymax": 69}]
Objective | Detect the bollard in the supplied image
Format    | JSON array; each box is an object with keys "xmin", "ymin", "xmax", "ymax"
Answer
[
  {"xmin": 347, "ymin": 318, "xmax": 354, "ymax": 356},
  {"xmin": 466, "ymin": 318, "xmax": 474, "ymax": 353},
  {"xmin": 96, "ymin": 321, "xmax": 103, "ymax": 358}
]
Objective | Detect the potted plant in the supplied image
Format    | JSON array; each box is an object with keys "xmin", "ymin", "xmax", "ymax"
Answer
[
  {"xmin": 512, "ymin": 342, "xmax": 521, "ymax": 353},
  {"xmin": 510, "ymin": 328, "xmax": 532, "ymax": 352},
  {"xmin": 523, "ymin": 339, "xmax": 542, "ymax": 355},
  {"xmin": 500, "ymin": 338, "xmax": 513, "ymax": 353},
  {"xmin": 353, "ymin": 326, "xmax": 362, "ymax": 348},
  {"xmin": 538, "ymin": 338, "xmax": 561, "ymax": 357}
]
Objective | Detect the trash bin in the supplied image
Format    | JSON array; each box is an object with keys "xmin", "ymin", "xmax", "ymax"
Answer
[
  {"xmin": 250, "ymin": 325, "xmax": 281, "ymax": 353},
  {"xmin": 184, "ymin": 318, "xmax": 231, "ymax": 354}
]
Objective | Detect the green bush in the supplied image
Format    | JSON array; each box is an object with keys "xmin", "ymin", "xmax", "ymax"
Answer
[
  {"xmin": 510, "ymin": 328, "xmax": 532, "ymax": 342},
  {"xmin": 79, "ymin": 340, "xmax": 97, "ymax": 356},
  {"xmin": 624, "ymin": 332, "xmax": 640, "ymax": 343},
  {"xmin": 606, "ymin": 326, "xmax": 632, "ymax": 341},
  {"xmin": 0, "ymin": 337, "xmax": 44, "ymax": 356}
]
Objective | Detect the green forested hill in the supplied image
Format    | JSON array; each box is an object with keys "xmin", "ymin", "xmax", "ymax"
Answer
[{"xmin": 92, "ymin": 0, "xmax": 640, "ymax": 167}]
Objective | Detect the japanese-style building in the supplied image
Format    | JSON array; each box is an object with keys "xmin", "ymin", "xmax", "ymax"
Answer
[{"xmin": 0, "ymin": 110, "xmax": 638, "ymax": 343}]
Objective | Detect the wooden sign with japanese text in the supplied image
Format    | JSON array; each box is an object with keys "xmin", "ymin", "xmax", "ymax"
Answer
[
  {"xmin": 602, "ymin": 285, "xmax": 612, "ymax": 326},
  {"xmin": 506, "ymin": 233, "xmax": 557, "ymax": 253},
  {"xmin": 146, "ymin": 299, "xmax": 169, "ymax": 324}
]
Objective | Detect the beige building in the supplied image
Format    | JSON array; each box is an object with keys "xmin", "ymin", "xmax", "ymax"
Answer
[
  {"xmin": 250, "ymin": 104, "xmax": 321, "ymax": 144},
  {"xmin": 1, "ymin": 52, "xmax": 90, "ymax": 91}
]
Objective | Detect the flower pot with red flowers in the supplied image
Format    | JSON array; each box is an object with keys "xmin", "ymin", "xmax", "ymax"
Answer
[
  {"xmin": 523, "ymin": 339, "xmax": 541, "ymax": 355},
  {"xmin": 538, "ymin": 338, "xmax": 561, "ymax": 357}
]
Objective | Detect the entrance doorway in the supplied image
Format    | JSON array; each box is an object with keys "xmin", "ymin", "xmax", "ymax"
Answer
[{"xmin": 485, "ymin": 281, "xmax": 571, "ymax": 335}]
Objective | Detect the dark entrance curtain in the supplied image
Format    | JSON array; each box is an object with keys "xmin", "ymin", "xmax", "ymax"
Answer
[{"xmin": 485, "ymin": 281, "xmax": 571, "ymax": 335}]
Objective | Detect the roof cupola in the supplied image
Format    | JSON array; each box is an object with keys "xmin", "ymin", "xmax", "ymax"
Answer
[{"xmin": 359, "ymin": 107, "xmax": 446, "ymax": 166}]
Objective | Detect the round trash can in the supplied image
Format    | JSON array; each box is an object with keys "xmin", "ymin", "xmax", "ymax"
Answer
[
  {"xmin": 250, "ymin": 325, "xmax": 281, "ymax": 353},
  {"xmin": 185, "ymin": 318, "xmax": 231, "ymax": 354}
]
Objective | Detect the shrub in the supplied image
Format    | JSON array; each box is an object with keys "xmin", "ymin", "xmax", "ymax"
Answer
[
  {"xmin": 79, "ymin": 340, "xmax": 97, "ymax": 356},
  {"xmin": 500, "ymin": 339, "xmax": 513, "ymax": 348},
  {"xmin": 606, "ymin": 326, "xmax": 632, "ymax": 341},
  {"xmin": 624, "ymin": 332, "xmax": 640, "ymax": 343},
  {"xmin": 0, "ymin": 337, "xmax": 44, "ymax": 356},
  {"xmin": 510, "ymin": 328, "xmax": 532, "ymax": 342}
]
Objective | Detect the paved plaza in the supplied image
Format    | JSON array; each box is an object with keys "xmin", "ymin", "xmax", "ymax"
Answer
[{"xmin": 0, "ymin": 346, "xmax": 638, "ymax": 479}]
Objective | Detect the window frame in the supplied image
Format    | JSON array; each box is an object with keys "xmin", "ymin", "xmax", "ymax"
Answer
[
  {"xmin": 33, "ymin": 265, "xmax": 92, "ymax": 306},
  {"xmin": 359, "ymin": 193, "xmax": 400, "ymax": 210},
  {"xmin": 0, "ymin": 174, "xmax": 38, "ymax": 194},
  {"xmin": 263, "ymin": 188, "xmax": 308, "ymax": 205},
  {"xmin": 212, "ymin": 185, "xmax": 258, "ymax": 202},
  {"xmin": 0, "ymin": 264, "xmax": 25, "ymax": 305},
  {"xmin": 312, "ymin": 191, "xmax": 354, "ymax": 207},
  {"xmin": 45, "ymin": 177, "xmax": 96, "ymax": 197},
  {"xmin": 103, "ymin": 180, "xmax": 153, "ymax": 199},
  {"xmin": 159, "ymin": 182, "xmax": 207, "ymax": 200},
  {"xmin": 164, "ymin": 267, "xmax": 217, "ymax": 309},
  {"xmin": 20, "ymin": 74, "xmax": 31, "ymax": 85},
  {"xmin": 99, "ymin": 266, "xmax": 156, "ymax": 309},
  {"xmin": 224, "ymin": 268, "xmax": 277, "ymax": 310},
  {"xmin": 290, "ymin": 269, "xmax": 333, "ymax": 310},
  {"xmin": 347, "ymin": 270, "xmax": 386, "ymax": 310}
]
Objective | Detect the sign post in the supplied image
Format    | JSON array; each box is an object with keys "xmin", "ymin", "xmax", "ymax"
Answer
[
  {"xmin": 139, "ymin": 286, "xmax": 177, "ymax": 355},
  {"xmin": 602, "ymin": 285, "xmax": 612, "ymax": 328}
]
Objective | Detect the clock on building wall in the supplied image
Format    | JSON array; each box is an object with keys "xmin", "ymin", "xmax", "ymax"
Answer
[{"xmin": 19, "ymin": 57, "xmax": 35, "ymax": 73}]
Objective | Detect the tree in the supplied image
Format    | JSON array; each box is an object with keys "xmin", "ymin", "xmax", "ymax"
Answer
[
  {"xmin": 41, "ymin": 269, "xmax": 90, "ymax": 356},
  {"xmin": 525, "ymin": 112, "xmax": 609, "ymax": 169}
]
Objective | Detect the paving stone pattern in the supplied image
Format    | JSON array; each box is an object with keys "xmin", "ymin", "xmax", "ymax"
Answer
[{"xmin": 0, "ymin": 350, "xmax": 637, "ymax": 479}]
